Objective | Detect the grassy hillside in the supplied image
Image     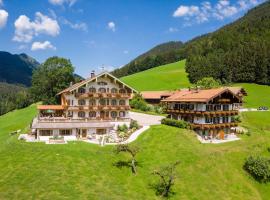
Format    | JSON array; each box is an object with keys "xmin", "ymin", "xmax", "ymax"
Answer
[
  {"xmin": 121, "ymin": 60, "xmax": 270, "ymax": 109},
  {"xmin": 121, "ymin": 60, "xmax": 190, "ymax": 91},
  {"xmin": 1, "ymin": 105, "xmax": 270, "ymax": 199}
]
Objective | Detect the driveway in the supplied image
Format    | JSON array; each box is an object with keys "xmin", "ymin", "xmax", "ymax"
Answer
[{"xmin": 129, "ymin": 111, "xmax": 165, "ymax": 126}]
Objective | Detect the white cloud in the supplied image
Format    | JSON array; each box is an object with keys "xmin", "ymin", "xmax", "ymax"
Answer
[
  {"xmin": 107, "ymin": 21, "xmax": 116, "ymax": 32},
  {"xmin": 0, "ymin": 9, "xmax": 8, "ymax": 28},
  {"xmin": 123, "ymin": 50, "xmax": 129, "ymax": 54},
  {"xmin": 168, "ymin": 27, "xmax": 179, "ymax": 33},
  {"xmin": 173, "ymin": 5, "xmax": 199, "ymax": 17},
  {"xmin": 31, "ymin": 41, "xmax": 56, "ymax": 51},
  {"xmin": 49, "ymin": 0, "xmax": 77, "ymax": 7},
  {"xmin": 173, "ymin": 0, "xmax": 265, "ymax": 26},
  {"xmin": 62, "ymin": 18, "xmax": 88, "ymax": 32},
  {"xmin": 13, "ymin": 12, "xmax": 60, "ymax": 43}
]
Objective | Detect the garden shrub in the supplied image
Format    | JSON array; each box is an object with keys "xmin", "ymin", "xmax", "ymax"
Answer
[
  {"xmin": 161, "ymin": 118, "xmax": 190, "ymax": 129},
  {"xmin": 117, "ymin": 124, "xmax": 128, "ymax": 133},
  {"xmin": 244, "ymin": 155, "xmax": 270, "ymax": 183},
  {"xmin": 130, "ymin": 94, "xmax": 151, "ymax": 111},
  {"xmin": 130, "ymin": 120, "xmax": 139, "ymax": 130}
]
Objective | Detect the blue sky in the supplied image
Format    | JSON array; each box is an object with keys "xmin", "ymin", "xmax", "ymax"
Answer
[{"xmin": 0, "ymin": 0, "xmax": 265, "ymax": 77}]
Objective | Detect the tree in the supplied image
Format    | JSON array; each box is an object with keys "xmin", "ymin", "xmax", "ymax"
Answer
[
  {"xmin": 30, "ymin": 57, "xmax": 75, "ymax": 104},
  {"xmin": 115, "ymin": 144, "xmax": 139, "ymax": 174},
  {"xmin": 195, "ymin": 77, "xmax": 221, "ymax": 89},
  {"xmin": 151, "ymin": 161, "xmax": 180, "ymax": 198}
]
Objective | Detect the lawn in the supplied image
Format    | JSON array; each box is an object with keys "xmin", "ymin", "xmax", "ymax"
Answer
[
  {"xmin": 121, "ymin": 60, "xmax": 190, "ymax": 91},
  {"xmin": 0, "ymin": 105, "xmax": 270, "ymax": 199},
  {"xmin": 233, "ymin": 83, "xmax": 270, "ymax": 109}
]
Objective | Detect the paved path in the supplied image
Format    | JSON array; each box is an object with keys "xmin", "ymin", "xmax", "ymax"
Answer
[
  {"xmin": 239, "ymin": 108, "xmax": 269, "ymax": 112},
  {"xmin": 129, "ymin": 111, "xmax": 165, "ymax": 126}
]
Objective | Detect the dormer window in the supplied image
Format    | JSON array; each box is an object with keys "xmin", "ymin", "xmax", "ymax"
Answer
[{"xmin": 97, "ymin": 81, "xmax": 107, "ymax": 86}]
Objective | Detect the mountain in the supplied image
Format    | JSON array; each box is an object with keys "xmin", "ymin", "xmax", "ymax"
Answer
[
  {"xmin": 112, "ymin": 41, "xmax": 185, "ymax": 77},
  {"xmin": 0, "ymin": 51, "xmax": 40, "ymax": 86},
  {"xmin": 185, "ymin": 1, "xmax": 270, "ymax": 85}
]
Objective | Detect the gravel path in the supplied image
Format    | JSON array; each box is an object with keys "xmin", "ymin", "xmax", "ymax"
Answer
[{"xmin": 129, "ymin": 111, "xmax": 165, "ymax": 126}]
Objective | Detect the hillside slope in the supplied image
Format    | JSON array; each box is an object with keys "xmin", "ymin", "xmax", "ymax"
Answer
[
  {"xmin": 112, "ymin": 41, "xmax": 185, "ymax": 77},
  {"xmin": 121, "ymin": 60, "xmax": 189, "ymax": 91},
  {"xmin": 1, "ymin": 105, "xmax": 270, "ymax": 199},
  {"xmin": 185, "ymin": 1, "xmax": 270, "ymax": 84},
  {"xmin": 0, "ymin": 51, "xmax": 39, "ymax": 86}
]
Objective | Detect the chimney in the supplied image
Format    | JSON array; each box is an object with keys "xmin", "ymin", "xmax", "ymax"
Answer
[
  {"xmin": 90, "ymin": 70, "xmax": 95, "ymax": 78},
  {"xmin": 69, "ymin": 82, "xmax": 73, "ymax": 86}
]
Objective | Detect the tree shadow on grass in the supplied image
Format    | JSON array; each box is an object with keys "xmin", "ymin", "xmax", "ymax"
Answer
[
  {"xmin": 148, "ymin": 182, "xmax": 176, "ymax": 199},
  {"xmin": 113, "ymin": 160, "xmax": 142, "ymax": 174}
]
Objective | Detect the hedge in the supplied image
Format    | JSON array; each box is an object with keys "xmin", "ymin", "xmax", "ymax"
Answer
[{"xmin": 161, "ymin": 118, "xmax": 190, "ymax": 129}]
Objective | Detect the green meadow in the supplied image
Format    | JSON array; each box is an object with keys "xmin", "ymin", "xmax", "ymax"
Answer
[
  {"xmin": 121, "ymin": 60, "xmax": 270, "ymax": 109},
  {"xmin": 0, "ymin": 105, "xmax": 270, "ymax": 199},
  {"xmin": 121, "ymin": 60, "xmax": 190, "ymax": 91}
]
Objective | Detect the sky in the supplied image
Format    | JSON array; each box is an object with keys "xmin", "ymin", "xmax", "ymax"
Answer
[{"xmin": 0, "ymin": 0, "xmax": 265, "ymax": 77}]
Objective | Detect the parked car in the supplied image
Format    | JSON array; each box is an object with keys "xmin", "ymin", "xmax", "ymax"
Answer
[{"xmin": 258, "ymin": 106, "xmax": 269, "ymax": 111}]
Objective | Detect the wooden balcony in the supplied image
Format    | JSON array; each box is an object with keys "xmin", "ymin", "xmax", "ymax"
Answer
[
  {"xmin": 68, "ymin": 105, "xmax": 130, "ymax": 111},
  {"xmin": 75, "ymin": 92, "xmax": 131, "ymax": 99},
  {"xmin": 191, "ymin": 122, "xmax": 239, "ymax": 129},
  {"xmin": 167, "ymin": 109, "xmax": 238, "ymax": 116}
]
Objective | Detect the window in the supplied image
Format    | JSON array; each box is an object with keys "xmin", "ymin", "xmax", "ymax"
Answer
[
  {"xmin": 188, "ymin": 104, "xmax": 194, "ymax": 110},
  {"xmin": 111, "ymin": 88, "xmax": 118, "ymax": 93},
  {"xmin": 39, "ymin": 130, "xmax": 53, "ymax": 136},
  {"xmin": 78, "ymin": 111, "xmax": 85, "ymax": 118},
  {"xmin": 213, "ymin": 117, "xmax": 220, "ymax": 124},
  {"xmin": 78, "ymin": 99, "xmax": 86, "ymax": 105},
  {"xmin": 78, "ymin": 87, "xmax": 85, "ymax": 93},
  {"xmin": 205, "ymin": 117, "xmax": 212, "ymax": 123},
  {"xmin": 98, "ymin": 87, "xmax": 106, "ymax": 93},
  {"xmin": 97, "ymin": 81, "xmax": 107, "ymax": 85},
  {"xmin": 222, "ymin": 116, "xmax": 229, "ymax": 123},
  {"xmin": 119, "ymin": 111, "xmax": 125, "ymax": 117},
  {"xmin": 119, "ymin": 89, "xmax": 126, "ymax": 94},
  {"xmin": 111, "ymin": 99, "xmax": 117, "ymax": 106},
  {"xmin": 60, "ymin": 129, "xmax": 71, "ymax": 136},
  {"xmin": 89, "ymin": 87, "xmax": 96, "ymax": 93},
  {"xmin": 68, "ymin": 111, "xmax": 73, "ymax": 117},
  {"xmin": 89, "ymin": 111, "xmax": 96, "ymax": 118},
  {"xmin": 89, "ymin": 99, "xmax": 96, "ymax": 106},
  {"xmin": 119, "ymin": 99, "xmax": 126, "ymax": 105},
  {"xmin": 67, "ymin": 100, "xmax": 70, "ymax": 105},
  {"xmin": 214, "ymin": 105, "xmax": 221, "ymax": 111},
  {"xmin": 99, "ymin": 99, "xmax": 106, "ymax": 105},
  {"xmin": 206, "ymin": 105, "xmax": 213, "ymax": 111},
  {"xmin": 111, "ymin": 111, "xmax": 117, "ymax": 118},
  {"xmin": 223, "ymin": 104, "xmax": 229, "ymax": 111}
]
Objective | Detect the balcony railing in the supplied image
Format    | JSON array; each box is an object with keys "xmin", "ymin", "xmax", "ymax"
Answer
[
  {"xmin": 37, "ymin": 117, "xmax": 130, "ymax": 123},
  {"xmin": 191, "ymin": 122, "xmax": 239, "ymax": 129},
  {"xmin": 167, "ymin": 109, "xmax": 238, "ymax": 116},
  {"xmin": 68, "ymin": 105, "xmax": 130, "ymax": 111},
  {"xmin": 75, "ymin": 92, "xmax": 131, "ymax": 99}
]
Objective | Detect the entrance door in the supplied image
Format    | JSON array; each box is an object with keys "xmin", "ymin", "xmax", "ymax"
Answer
[
  {"xmin": 219, "ymin": 130, "xmax": 225, "ymax": 140},
  {"xmin": 96, "ymin": 129, "xmax": 106, "ymax": 135},
  {"xmin": 82, "ymin": 129, "xmax": 87, "ymax": 138}
]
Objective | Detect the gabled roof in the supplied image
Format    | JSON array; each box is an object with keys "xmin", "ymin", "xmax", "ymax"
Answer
[
  {"xmin": 141, "ymin": 91, "xmax": 176, "ymax": 99},
  {"xmin": 162, "ymin": 87, "xmax": 242, "ymax": 103},
  {"xmin": 227, "ymin": 87, "xmax": 247, "ymax": 96},
  {"xmin": 57, "ymin": 71, "xmax": 138, "ymax": 95}
]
